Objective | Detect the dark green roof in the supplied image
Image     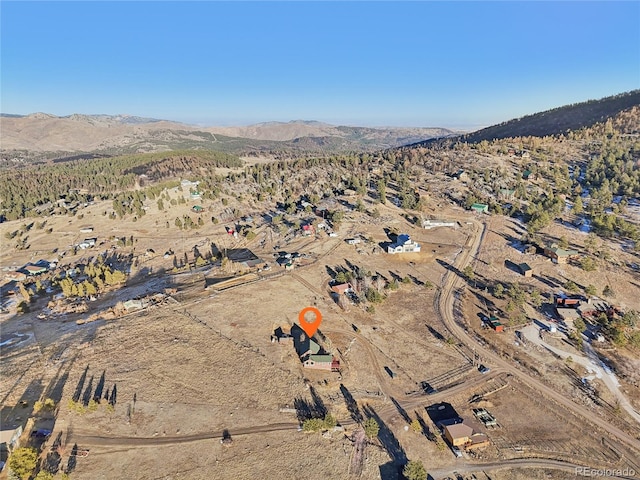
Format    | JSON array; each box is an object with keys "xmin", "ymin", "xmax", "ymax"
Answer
[{"xmin": 308, "ymin": 354, "xmax": 334, "ymax": 363}]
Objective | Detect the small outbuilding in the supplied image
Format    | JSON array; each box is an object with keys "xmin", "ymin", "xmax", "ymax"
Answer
[
  {"xmin": 423, "ymin": 219, "xmax": 457, "ymax": 229},
  {"xmin": 470, "ymin": 203, "xmax": 489, "ymax": 214},
  {"xmin": 518, "ymin": 263, "xmax": 533, "ymax": 277},
  {"xmin": 488, "ymin": 316, "xmax": 504, "ymax": 332}
]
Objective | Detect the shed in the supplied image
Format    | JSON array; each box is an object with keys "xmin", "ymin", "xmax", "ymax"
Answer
[
  {"xmin": 470, "ymin": 203, "xmax": 489, "ymax": 214},
  {"xmin": 518, "ymin": 263, "xmax": 533, "ymax": 277},
  {"xmin": 423, "ymin": 219, "xmax": 457, "ymax": 229},
  {"xmin": 488, "ymin": 316, "xmax": 504, "ymax": 332}
]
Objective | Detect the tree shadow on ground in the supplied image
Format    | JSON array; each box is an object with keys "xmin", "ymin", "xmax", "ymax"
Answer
[
  {"xmin": 41, "ymin": 431, "xmax": 63, "ymax": 474},
  {"xmin": 363, "ymin": 404, "xmax": 407, "ymax": 466},
  {"xmin": 339, "ymin": 384, "xmax": 362, "ymax": 423},
  {"xmin": 66, "ymin": 444, "xmax": 78, "ymax": 474},
  {"xmin": 81, "ymin": 376, "xmax": 94, "ymax": 407},
  {"xmin": 426, "ymin": 325, "xmax": 445, "ymax": 342},
  {"xmin": 72, "ymin": 365, "xmax": 89, "ymax": 403},
  {"xmin": 93, "ymin": 371, "xmax": 106, "ymax": 402},
  {"xmin": 533, "ymin": 274, "xmax": 559, "ymax": 289},
  {"xmin": 414, "ymin": 410, "xmax": 436, "ymax": 441},
  {"xmin": 390, "ymin": 397, "xmax": 410, "ymax": 424}
]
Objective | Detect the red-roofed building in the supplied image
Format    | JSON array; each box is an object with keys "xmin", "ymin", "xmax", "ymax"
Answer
[
  {"xmin": 331, "ymin": 283, "xmax": 353, "ymax": 295},
  {"xmin": 301, "ymin": 224, "xmax": 315, "ymax": 236}
]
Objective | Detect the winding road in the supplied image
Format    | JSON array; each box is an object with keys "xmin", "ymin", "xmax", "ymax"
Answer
[
  {"xmin": 66, "ymin": 216, "xmax": 640, "ymax": 479},
  {"xmin": 433, "ymin": 218, "xmax": 640, "ymax": 472}
]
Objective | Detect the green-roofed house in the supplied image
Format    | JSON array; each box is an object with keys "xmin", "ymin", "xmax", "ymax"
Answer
[
  {"xmin": 302, "ymin": 354, "xmax": 341, "ymax": 372},
  {"xmin": 543, "ymin": 245, "xmax": 579, "ymax": 264},
  {"xmin": 470, "ymin": 203, "xmax": 489, "ymax": 214}
]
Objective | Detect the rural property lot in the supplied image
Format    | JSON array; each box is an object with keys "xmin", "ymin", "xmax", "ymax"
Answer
[{"xmin": 2, "ymin": 191, "xmax": 640, "ymax": 480}]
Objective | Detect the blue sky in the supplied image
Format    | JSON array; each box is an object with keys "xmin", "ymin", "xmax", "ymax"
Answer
[{"xmin": 1, "ymin": 2, "xmax": 639, "ymax": 129}]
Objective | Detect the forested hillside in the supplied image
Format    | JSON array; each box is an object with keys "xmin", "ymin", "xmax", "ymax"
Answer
[
  {"xmin": 0, "ymin": 150, "xmax": 241, "ymax": 221},
  {"xmin": 2, "ymin": 93, "xmax": 639, "ymax": 249},
  {"xmin": 415, "ymin": 90, "xmax": 640, "ymax": 147}
]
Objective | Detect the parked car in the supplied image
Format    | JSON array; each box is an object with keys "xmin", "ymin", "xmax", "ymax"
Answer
[
  {"xmin": 31, "ymin": 429, "xmax": 52, "ymax": 439},
  {"xmin": 478, "ymin": 364, "xmax": 490, "ymax": 374}
]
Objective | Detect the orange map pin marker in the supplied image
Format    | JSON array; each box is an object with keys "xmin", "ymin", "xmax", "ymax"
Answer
[{"xmin": 298, "ymin": 306, "xmax": 322, "ymax": 338}]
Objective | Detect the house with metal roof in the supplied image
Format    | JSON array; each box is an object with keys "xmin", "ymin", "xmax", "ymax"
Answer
[
  {"xmin": 22, "ymin": 264, "xmax": 48, "ymax": 276},
  {"xmin": 543, "ymin": 245, "xmax": 579, "ymax": 264},
  {"xmin": 331, "ymin": 283, "xmax": 353, "ymax": 295},
  {"xmin": 302, "ymin": 354, "xmax": 340, "ymax": 371}
]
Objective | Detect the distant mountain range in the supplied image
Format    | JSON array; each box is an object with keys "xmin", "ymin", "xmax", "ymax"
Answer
[
  {"xmin": 0, "ymin": 113, "xmax": 458, "ymax": 157},
  {"xmin": 4, "ymin": 90, "xmax": 639, "ymax": 159}
]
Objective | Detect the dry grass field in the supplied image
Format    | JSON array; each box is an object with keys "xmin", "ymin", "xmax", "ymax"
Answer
[{"xmin": 2, "ymin": 183, "xmax": 640, "ymax": 480}]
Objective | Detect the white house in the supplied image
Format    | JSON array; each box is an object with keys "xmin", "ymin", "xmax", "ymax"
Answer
[
  {"xmin": 77, "ymin": 238, "xmax": 97, "ymax": 249},
  {"xmin": 387, "ymin": 234, "xmax": 421, "ymax": 254}
]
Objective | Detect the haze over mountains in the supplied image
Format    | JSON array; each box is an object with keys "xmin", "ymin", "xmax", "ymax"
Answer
[
  {"xmin": 0, "ymin": 113, "xmax": 457, "ymax": 157},
  {"xmin": 3, "ymin": 90, "xmax": 639, "ymax": 162}
]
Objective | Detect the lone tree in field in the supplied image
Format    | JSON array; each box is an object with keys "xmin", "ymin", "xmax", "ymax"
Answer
[
  {"xmin": 462, "ymin": 265, "xmax": 474, "ymax": 280},
  {"xmin": 363, "ymin": 417, "xmax": 379, "ymax": 439},
  {"xmin": 403, "ymin": 460, "xmax": 427, "ymax": 480},
  {"xmin": 8, "ymin": 447, "xmax": 38, "ymax": 480}
]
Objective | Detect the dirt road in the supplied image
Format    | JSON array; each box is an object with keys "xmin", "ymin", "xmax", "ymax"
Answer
[
  {"xmin": 437, "ymin": 218, "xmax": 640, "ymax": 457},
  {"xmin": 522, "ymin": 323, "xmax": 640, "ymax": 425}
]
